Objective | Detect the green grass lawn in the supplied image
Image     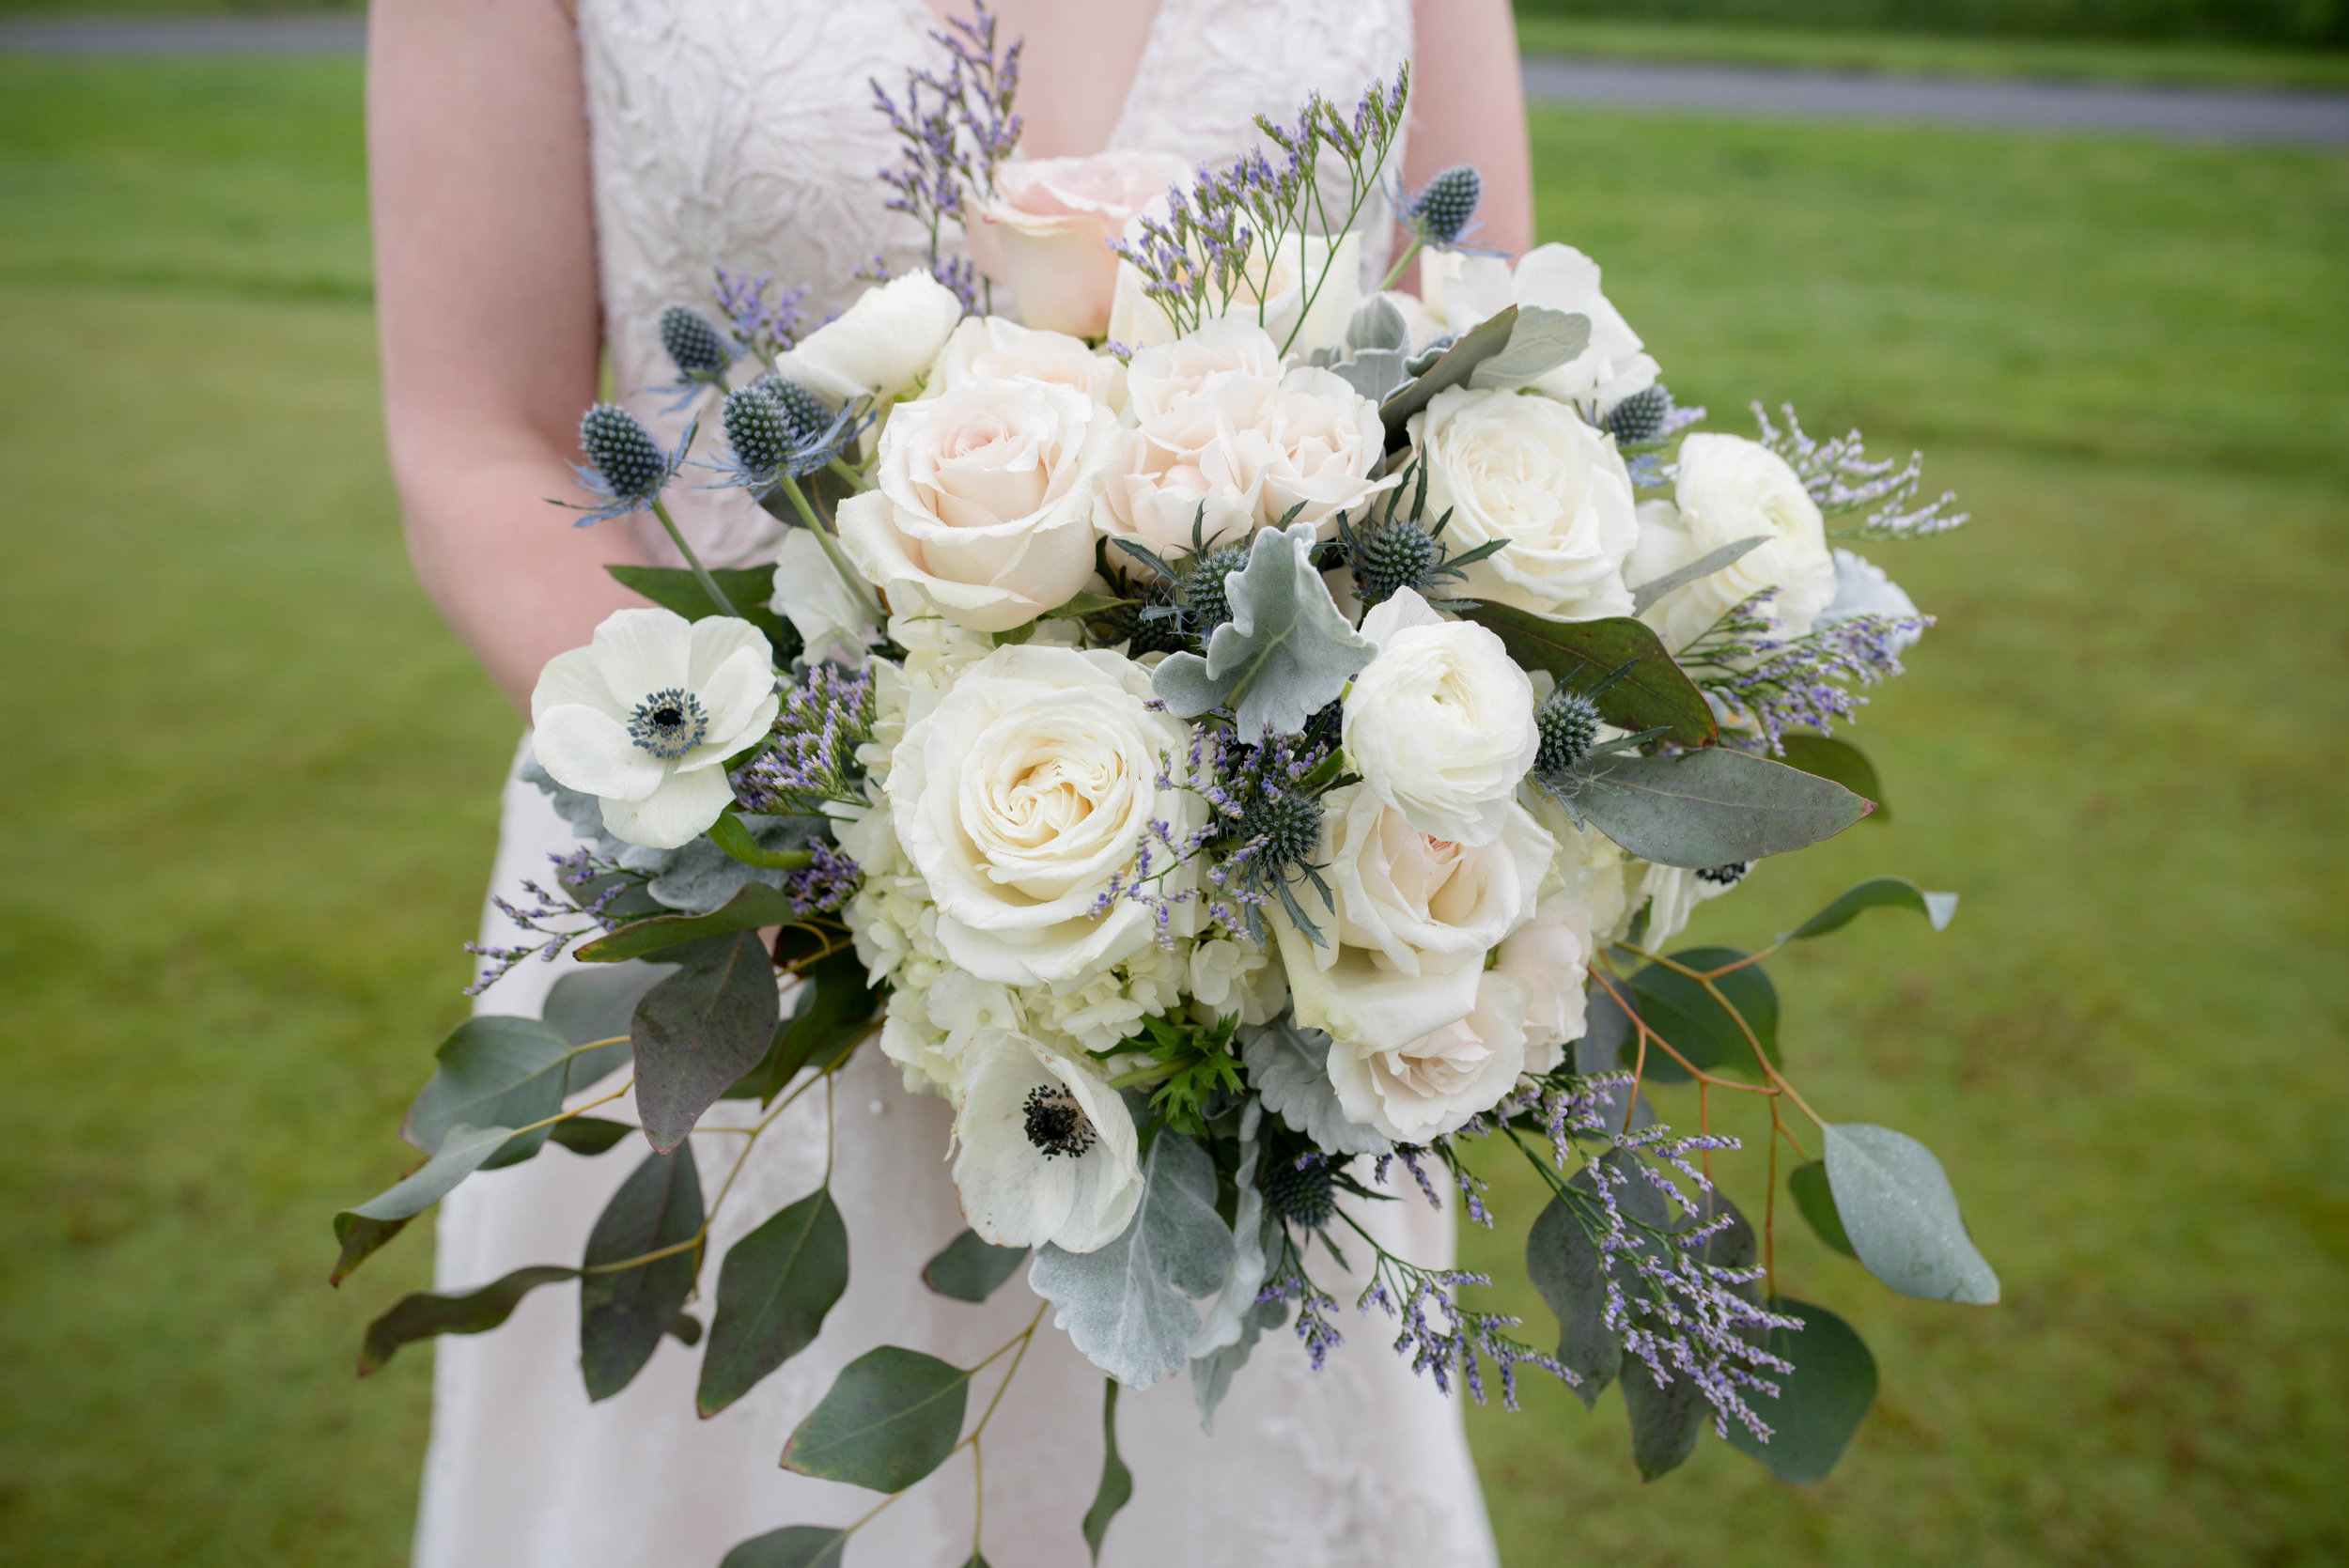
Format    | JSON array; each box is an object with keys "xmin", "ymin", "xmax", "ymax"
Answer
[{"xmin": 0, "ymin": 54, "xmax": 2345, "ymax": 1568}]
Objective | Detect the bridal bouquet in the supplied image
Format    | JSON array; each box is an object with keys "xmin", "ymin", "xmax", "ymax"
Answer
[{"xmin": 335, "ymin": 10, "xmax": 1994, "ymax": 1560}]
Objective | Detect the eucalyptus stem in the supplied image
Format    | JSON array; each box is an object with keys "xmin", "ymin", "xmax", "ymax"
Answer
[
  {"xmin": 772, "ymin": 473, "xmax": 884, "ymax": 626},
  {"xmin": 647, "ymin": 498, "xmax": 742, "ymax": 618}
]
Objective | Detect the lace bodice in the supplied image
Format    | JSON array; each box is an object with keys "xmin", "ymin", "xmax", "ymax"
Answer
[{"xmin": 578, "ymin": 0, "xmax": 1413, "ymax": 569}]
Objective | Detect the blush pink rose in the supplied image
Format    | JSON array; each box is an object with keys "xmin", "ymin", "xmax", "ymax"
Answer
[{"xmin": 972, "ymin": 152, "xmax": 1191, "ymax": 338}]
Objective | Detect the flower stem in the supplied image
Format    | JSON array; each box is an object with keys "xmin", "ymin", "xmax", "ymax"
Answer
[
  {"xmin": 1377, "ymin": 236, "xmax": 1424, "ymax": 295},
  {"xmin": 772, "ymin": 473, "xmax": 884, "ymax": 627},
  {"xmin": 647, "ymin": 498, "xmax": 742, "ymax": 618}
]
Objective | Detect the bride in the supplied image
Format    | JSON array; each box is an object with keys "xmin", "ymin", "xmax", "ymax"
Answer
[{"xmin": 370, "ymin": 1, "xmax": 1534, "ymax": 1562}]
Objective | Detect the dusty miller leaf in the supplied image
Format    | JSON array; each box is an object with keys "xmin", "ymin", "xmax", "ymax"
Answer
[
  {"xmin": 1467, "ymin": 305, "xmax": 1592, "ymax": 390},
  {"xmin": 1238, "ymin": 1018, "xmax": 1391, "ymax": 1157},
  {"xmin": 1152, "ymin": 523, "xmax": 1374, "ymax": 737}
]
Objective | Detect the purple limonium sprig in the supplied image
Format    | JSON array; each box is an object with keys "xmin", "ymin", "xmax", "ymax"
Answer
[
  {"xmin": 1677, "ymin": 589, "xmax": 1931, "ymax": 753},
  {"xmin": 712, "ymin": 265, "xmax": 808, "ymax": 369},
  {"xmin": 1359, "ymin": 1246, "xmax": 1570, "ymax": 1410},
  {"xmin": 1257, "ymin": 1234, "xmax": 1346, "ymax": 1372},
  {"xmin": 731, "ymin": 663, "xmax": 878, "ymax": 815},
  {"xmin": 1751, "ymin": 402, "xmax": 1968, "ymax": 540},
  {"xmin": 462, "ymin": 848, "xmax": 643, "ymax": 995},
  {"xmin": 871, "ymin": 1, "xmax": 1021, "ymax": 288},
  {"xmin": 783, "ymin": 842, "xmax": 863, "ymax": 919}
]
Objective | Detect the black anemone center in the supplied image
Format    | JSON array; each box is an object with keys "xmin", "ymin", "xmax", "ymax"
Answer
[
  {"xmin": 1022, "ymin": 1085, "xmax": 1097, "ymax": 1159},
  {"xmin": 627, "ymin": 687, "xmax": 709, "ymax": 761}
]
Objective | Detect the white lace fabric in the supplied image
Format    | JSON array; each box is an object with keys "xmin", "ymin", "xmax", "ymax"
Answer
[{"xmin": 415, "ymin": 3, "xmax": 1501, "ymax": 1563}]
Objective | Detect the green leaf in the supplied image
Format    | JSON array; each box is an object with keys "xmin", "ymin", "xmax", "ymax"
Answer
[
  {"xmin": 717, "ymin": 1526, "xmax": 848, "ymax": 1568},
  {"xmin": 546, "ymin": 1117, "xmax": 636, "ymax": 1156},
  {"xmin": 338, "ymin": 1122, "xmax": 513, "ymax": 1231},
  {"xmin": 1823, "ymin": 1124, "xmax": 1999, "ymax": 1305},
  {"xmin": 1788, "ymin": 1161, "xmax": 1858, "ymax": 1258},
  {"xmin": 1378, "ymin": 304, "xmax": 1519, "ymax": 442},
  {"xmin": 1523, "ymin": 1155, "xmax": 1670, "ymax": 1408},
  {"xmin": 1627, "ymin": 534, "xmax": 1769, "ymax": 616},
  {"xmin": 781, "ymin": 1345, "xmax": 972, "ymax": 1493},
  {"xmin": 359, "ymin": 1265, "xmax": 577, "ymax": 1374},
  {"xmin": 631, "ymin": 929, "xmax": 783, "ymax": 1152},
  {"xmin": 709, "ymin": 810, "xmax": 817, "ymax": 871},
  {"xmin": 328, "ymin": 1212, "xmax": 409, "ymax": 1287},
  {"xmin": 1788, "ymin": 877, "xmax": 1958, "ymax": 941},
  {"xmin": 576, "ymin": 882, "xmax": 800, "ymax": 964},
  {"xmin": 1577, "ymin": 748, "xmax": 1871, "ymax": 867},
  {"xmin": 1726, "ymin": 1298, "xmax": 1878, "ymax": 1484},
  {"xmin": 1152, "ymin": 522, "xmax": 1375, "ymax": 737},
  {"xmin": 697, "ymin": 1188, "xmax": 851, "ymax": 1417},
  {"xmin": 1622, "ymin": 1344, "xmax": 1708, "ymax": 1481},
  {"xmin": 580, "ymin": 1144, "xmax": 705, "ymax": 1401},
  {"xmin": 1467, "ymin": 305, "xmax": 1592, "ymax": 390},
  {"xmin": 1081, "ymin": 1378, "xmax": 1133, "ymax": 1562},
  {"xmin": 728, "ymin": 949, "xmax": 877, "ymax": 1104},
  {"xmin": 1453, "ymin": 602, "xmax": 1717, "ymax": 749},
  {"xmin": 402, "ymin": 1016, "xmax": 573, "ymax": 1168},
  {"xmin": 922, "ymin": 1228, "xmax": 1029, "ymax": 1304},
  {"xmin": 1776, "ymin": 734, "xmax": 1890, "ymax": 822},
  {"xmin": 667, "ymin": 1311, "xmax": 703, "ymax": 1346},
  {"xmin": 542, "ymin": 962, "xmax": 667, "ymax": 1093},
  {"xmin": 607, "ymin": 562, "xmax": 801, "ymax": 664},
  {"xmin": 1626, "ymin": 947, "xmax": 1779, "ymax": 1083}
]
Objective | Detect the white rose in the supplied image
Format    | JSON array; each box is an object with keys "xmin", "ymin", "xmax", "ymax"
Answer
[
  {"xmin": 1628, "ymin": 434, "xmax": 1838, "ymax": 650},
  {"xmin": 1411, "ymin": 384, "xmax": 1639, "ymax": 619},
  {"xmin": 1819, "ymin": 547, "xmax": 1925, "ymax": 655},
  {"xmin": 1495, "ymin": 898, "xmax": 1596, "ymax": 1076},
  {"xmin": 1108, "ymin": 228, "xmax": 1361, "ymax": 356},
  {"xmin": 1344, "ymin": 588, "xmax": 1540, "ymax": 846},
  {"xmin": 1421, "ymin": 242, "xmax": 1657, "ymax": 410},
  {"xmin": 1323, "ymin": 970, "xmax": 1531, "ymax": 1143},
  {"xmin": 1252, "ymin": 365, "xmax": 1398, "ymax": 533},
  {"xmin": 926, "ymin": 315, "xmax": 1124, "ymax": 406},
  {"xmin": 529, "ymin": 608, "xmax": 780, "ymax": 850},
  {"xmin": 1092, "ymin": 380, "xmax": 1267, "ymax": 559},
  {"xmin": 1272, "ymin": 783, "xmax": 1551, "ymax": 1058},
  {"xmin": 953, "ymin": 1029, "xmax": 1142, "ymax": 1252},
  {"xmin": 1121, "ymin": 319, "xmax": 1284, "ymax": 424},
  {"xmin": 776, "ymin": 270, "xmax": 964, "ymax": 403},
  {"xmin": 837, "ymin": 377, "xmax": 1116, "ymax": 632},
  {"xmin": 970, "ymin": 151, "xmax": 1192, "ymax": 339},
  {"xmin": 885, "ymin": 644, "xmax": 1197, "ymax": 987},
  {"xmin": 769, "ymin": 527, "xmax": 877, "ymax": 668}
]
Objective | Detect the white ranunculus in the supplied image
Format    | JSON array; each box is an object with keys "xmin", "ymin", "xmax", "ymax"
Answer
[
  {"xmin": 1092, "ymin": 380, "xmax": 1268, "ymax": 559},
  {"xmin": 1323, "ymin": 970, "xmax": 1532, "ymax": 1143},
  {"xmin": 1108, "ymin": 229, "xmax": 1362, "ymax": 356},
  {"xmin": 776, "ymin": 269, "xmax": 964, "ymax": 404},
  {"xmin": 1420, "ymin": 242, "xmax": 1658, "ymax": 411},
  {"xmin": 969, "ymin": 151, "xmax": 1193, "ymax": 339},
  {"xmin": 1121, "ymin": 319, "xmax": 1284, "ymax": 425},
  {"xmin": 1819, "ymin": 547, "xmax": 1925, "ymax": 655},
  {"xmin": 1252, "ymin": 365, "xmax": 1398, "ymax": 533},
  {"xmin": 1410, "ymin": 384, "xmax": 1639, "ymax": 619},
  {"xmin": 530, "ymin": 608, "xmax": 780, "ymax": 849},
  {"xmin": 1273, "ymin": 783, "xmax": 1552, "ymax": 1057},
  {"xmin": 837, "ymin": 377, "xmax": 1117, "ymax": 632},
  {"xmin": 885, "ymin": 644, "xmax": 1196, "ymax": 987},
  {"xmin": 952, "ymin": 1028, "xmax": 1142, "ymax": 1252},
  {"xmin": 769, "ymin": 527, "xmax": 877, "ymax": 668},
  {"xmin": 925, "ymin": 315, "xmax": 1124, "ymax": 406},
  {"xmin": 1628, "ymin": 434, "xmax": 1839, "ymax": 650},
  {"xmin": 1345, "ymin": 588, "xmax": 1541, "ymax": 846}
]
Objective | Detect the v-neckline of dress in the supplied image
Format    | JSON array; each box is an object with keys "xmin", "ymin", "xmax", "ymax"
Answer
[{"xmin": 896, "ymin": 0, "xmax": 1174, "ymax": 159}]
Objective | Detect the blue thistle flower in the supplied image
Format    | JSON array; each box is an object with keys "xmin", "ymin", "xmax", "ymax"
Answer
[
  {"xmin": 701, "ymin": 378, "xmax": 872, "ymax": 499},
  {"xmin": 659, "ymin": 305, "xmax": 732, "ymax": 380},
  {"xmin": 1408, "ymin": 164, "xmax": 1483, "ymax": 246},
  {"xmin": 559, "ymin": 402, "xmax": 692, "ymax": 526}
]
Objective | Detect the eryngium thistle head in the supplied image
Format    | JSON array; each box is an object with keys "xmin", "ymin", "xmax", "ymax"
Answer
[
  {"xmin": 1360, "ymin": 520, "xmax": 1439, "ymax": 604},
  {"xmin": 579, "ymin": 403, "xmax": 668, "ymax": 502},
  {"xmin": 1535, "ymin": 689, "xmax": 1602, "ymax": 774},
  {"xmin": 1605, "ymin": 384, "xmax": 1672, "ymax": 444},
  {"xmin": 1411, "ymin": 164, "xmax": 1482, "ymax": 245},
  {"xmin": 760, "ymin": 376, "xmax": 832, "ymax": 446},
  {"xmin": 722, "ymin": 383, "xmax": 791, "ymax": 475},
  {"xmin": 1263, "ymin": 1157, "xmax": 1335, "ymax": 1230},
  {"xmin": 1237, "ymin": 788, "xmax": 1322, "ymax": 869},
  {"xmin": 658, "ymin": 305, "xmax": 730, "ymax": 380},
  {"xmin": 1696, "ymin": 861, "xmax": 1750, "ymax": 887},
  {"xmin": 1179, "ymin": 543, "xmax": 1250, "ymax": 633}
]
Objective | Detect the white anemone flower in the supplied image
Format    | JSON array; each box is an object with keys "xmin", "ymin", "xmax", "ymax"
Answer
[
  {"xmin": 952, "ymin": 1029, "xmax": 1141, "ymax": 1253},
  {"xmin": 530, "ymin": 607, "xmax": 780, "ymax": 850}
]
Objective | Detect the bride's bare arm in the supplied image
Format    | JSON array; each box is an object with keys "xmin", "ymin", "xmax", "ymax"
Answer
[
  {"xmin": 1406, "ymin": 0, "xmax": 1535, "ymax": 258},
  {"xmin": 371, "ymin": 0, "xmax": 649, "ymax": 715}
]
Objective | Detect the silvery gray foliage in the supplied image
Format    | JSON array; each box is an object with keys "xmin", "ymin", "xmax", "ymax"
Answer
[
  {"xmin": 1310, "ymin": 293, "xmax": 1415, "ymax": 403},
  {"xmin": 1189, "ymin": 1100, "xmax": 1275, "ymax": 1431},
  {"xmin": 1030, "ymin": 1130, "xmax": 1235, "ymax": 1389},
  {"xmin": 643, "ymin": 814, "xmax": 820, "ymax": 912},
  {"xmin": 1191, "ymin": 1237, "xmax": 1288, "ymax": 1435},
  {"xmin": 1627, "ymin": 534, "xmax": 1770, "ymax": 617},
  {"xmin": 1240, "ymin": 1017, "xmax": 1392, "ymax": 1157},
  {"xmin": 1574, "ymin": 748, "xmax": 1870, "ymax": 868},
  {"xmin": 1822, "ymin": 1124, "xmax": 1999, "ymax": 1305},
  {"xmin": 1466, "ymin": 305, "xmax": 1592, "ymax": 391},
  {"xmin": 1152, "ymin": 522, "xmax": 1376, "ymax": 737}
]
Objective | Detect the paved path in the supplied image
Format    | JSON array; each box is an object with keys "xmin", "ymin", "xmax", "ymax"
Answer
[{"xmin": 5, "ymin": 15, "xmax": 2346, "ymax": 147}]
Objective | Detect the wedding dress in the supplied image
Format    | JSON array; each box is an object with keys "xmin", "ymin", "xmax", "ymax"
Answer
[{"xmin": 412, "ymin": 3, "xmax": 1501, "ymax": 1564}]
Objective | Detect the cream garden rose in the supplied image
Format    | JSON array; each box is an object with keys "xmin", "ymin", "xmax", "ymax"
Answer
[
  {"xmin": 1092, "ymin": 380, "xmax": 1268, "ymax": 558},
  {"xmin": 1324, "ymin": 970, "xmax": 1533, "ymax": 1144},
  {"xmin": 885, "ymin": 644, "xmax": 1197, "ymax": 987},
  {"xmin": 1344, "ymin": 589, "xmax": 1540, "ymax": 846},
  {"xmin": 1410, "ymin": 384, "xmax": 1639, "ymax": 619},
  {"xmin": 971, "ymin": 151, "xmax": 1192, "ymax": 339},
  {"xmin": 925, "ymin": 316, "xmax": 1123, "ymax": 405},
  {"xmin": 774, "ymin": 268, "xmax": 964, "ymax": 404},
  {"xmin": 837, "ymin": 377, "xmax": 1116, "ymax": 632},
  {"xmin": 1628, "ymin": 433, "xmax": 1838, "ymax": 650},
  {"xmin": 1121, "ymin": 319, "xmax": 1283, "ymax": 424},
  {"xmin": 1252, "ymin": 365, "xmax": 1396, "ymax": 533}
]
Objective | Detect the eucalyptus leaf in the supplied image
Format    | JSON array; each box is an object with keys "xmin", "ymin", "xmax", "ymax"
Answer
[
  {"xmin": 1823, "ymin": 1124, "xmax": 1999, "ymax": 1305},
  {"xmin": 402, "ymin": 1016, "xmax": 573, "ymax": 1168},
  {"xmin": 338, "ymin": 1122, "xmax": 514, "ymax": 1233},
  {"xmin": 359, "ymin": 1265, "xmax": 577, "ymax": 1374},
  {"xmin": 780, "ymin": 1345, "xmax": 972, "ymax": 1493},
  {"xmin": 1627, "ymin": 534, "xmax": 1769, "ymax": 616},
  {"xmin": 1789, "ymin": 877, "xmax": 1958, "ymax": 941},
  {"xmin": 697, "ymin": 1187, "xmax": 851, "ymax": 1416},
  {"xmin": 1725, "ymin": 1298, "xmax": 1877, "ymax": 1483},
  {"xmin": 1081, "ymin": 1378, "xmax": 1133, "ymax": 1562},
  {"xmin": 1788, "ymin": 1160, "xmax": 1858, "ymax": 1258},
  {"xmin": 1466, "ymin": 305, "xmax": 1592, "ymax": 390},
  {"xmin": 667, "ymin": 1310, "xmax": 703, "ymax": 1346},
  {"xmin": 1623, "ymin": 1346, "xmax": 1708, "ymax": 1481},
  {"xmin": 631, "ymin": 930, "xmax": 783, "ymax": 1152},
  {"xmin": 922, "ymin": 1228, "xmax": 1029, "ymax": 1304},
  {"xmin": 542, "ymin": 962, "xmax": 670, "ymax": 1094},
  {"xmin": 1523, "ymin": 1157, "xmax": 1670, "ymax": 1408},
  {"xmin": 1626, "ymin": 947, "xmax": 1779, "ymax": 1082},
  {"xmin": 1238, "ymin": 1018, "xmax": 1391, "ymax": 1157},
  {"xmin": 1378, "ymin": 304, "xmax": 1518, "ymax": 442},
  {"xmin": 607, "ymin": 562, "xmax": 801, "ymax": 663},
  {"xmin": 1151, "ymin": 523, "xmax": 1374, "ymax": 737},
  {"xmin": 1454, "ymin": 601, "xmax": 1716, "ymax": 748},
  {"xmin": 328, "ymin": 1212, "xmax": 409, "ymax": 1287},
  {"xmin": 1574, "ymin": 982, "xmax": 1655, "ymax": 1134},
  {"xmin": 656, "ymin": 814, "xmax": 818, "ymax": 909},
  {"xmin": 1776, "ymin": 734, "xmax": 1890, "ymax": 822},
  {"xmin": 717, "ymin": 1526, "xmax": 848, "ymax": 1568},
  {"xmin": 546, "ymin": 1117, "xmax": 636, "ymax": 1156},
  {"xmin": 580, "ymin": 1143, "xmax": 705, "ymax": 1402},
  {"xmin": 1577, "ymin": 748, "xmax": 1871, "ymax": 867},
  {"xmin": 576, "ymin": 882, "xmax": 800, "ymax": 964},
  {"xmin": 1030, "ymin": 1131, "xmax": 1234, "ymax": 1389},
  {"xmin": 729, "ymin": 948, "xmax": 877, "ymax": 1104}
]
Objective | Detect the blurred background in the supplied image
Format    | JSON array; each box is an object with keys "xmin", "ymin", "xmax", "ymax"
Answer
[{"xmin": 0, "ymin": 0, "xmax": 2343, "ymax": 1562}]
